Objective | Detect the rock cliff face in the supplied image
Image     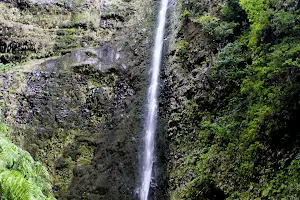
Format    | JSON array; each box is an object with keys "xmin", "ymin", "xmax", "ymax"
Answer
[
  {"xmin": 163, "ymin": 0, "xmax": 300, "ymax": 199},
  {"xmin": 0, "ymin": 0, "xmax": 153, "ymax": 64},
  {"xmin": 3, "ymin": 0, "xmax": 300, "ymax": 199},
  {"xmin": 161, "ymin": 1, "xmax": 221, "ymax": 198},
  {"xmin": 0, "ymin": 0, "xmax": 156, "ymax": 199}
]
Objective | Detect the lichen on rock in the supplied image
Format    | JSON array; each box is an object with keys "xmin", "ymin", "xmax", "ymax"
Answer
[{"xmin": 0, "ymin": 0, "xmax": 155, "ymax": 199}]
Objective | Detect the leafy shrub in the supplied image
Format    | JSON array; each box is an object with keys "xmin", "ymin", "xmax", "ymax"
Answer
[
  {"xmin": 221, "ymin": 0, "xmax": 248, "ymax": 24},
  {"xmin": 0, "ymin": 122, "xmax": 55, "ymax": 200},
  {"xmin": 0, "ymin": 63, "xmax": 15, "ymax": 71},
  {"xmin": 176, "ymin": 39, "xmax": 190, "ymax": 61},
  {"xmin": 170, "ymin": 0, "xmax": 300, "ymax": 199},
  {"xmin": 193, "ymin": 15, "xmax": 237, "ymax": 42},
  {"xmin": 180, "ymin": 9, "xmax": 191, "ymax": 21},
  {"xmin": 239, "ymin": 0, "xmax": 274, "ymax": 47},
  {"xmin": 214, "ymin": 41, "xmax": 249, "ymax": 86}
]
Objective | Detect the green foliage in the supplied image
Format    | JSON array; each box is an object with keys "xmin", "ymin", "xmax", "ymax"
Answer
[
  {"xmin": 271, "ymin": 11, "xmax": 295, "ymax": 36},
  {"xmin": 193, "ymin": 15, "xmax": 237, "ymax": 42},
  {"xmin": 176, "ymin": 39, "xmax": 189, "ymax": 62},
  {"xmin": 0, "ymin": 123, "xmax": 8, "ymax": 136},
  {"xmin": 0, "ymin": 63, "xmax": 15, "ymax": 71},
  {"xmin": 221, "ymin": 0, "xmax": 248, "ymax": 24},
  {"xmin": 239, "ymin": 0, "xmax": 273, "ymax": 47},
  {"xmin": 215, "ymin": 41, "xmax": 249, "ymax": 85},
  {"xmin": 0, "ymin": 122, "xmax": 55, "ymax": 200},
  {"xmin": 239, "ymin": 0, "xmax": 268, "ymax": 23},
  {"xmin": 180, "ymin": 9, "xmax": 191, "ymax": 21},
  {"xmin": 170, "ymin": 0, "xmax": 300, "ymax": 199}
]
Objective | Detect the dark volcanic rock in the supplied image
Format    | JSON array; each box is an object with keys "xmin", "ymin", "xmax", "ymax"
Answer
[{"xmin": 0, "ymin": 0, "xmax": 156, "ymax": 199}]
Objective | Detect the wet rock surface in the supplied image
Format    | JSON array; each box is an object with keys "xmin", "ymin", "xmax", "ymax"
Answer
[
  {"xmin": 0, "ymin": 0, "xmax": 156, "ymax": 199},
  {"xmin": 0, "ymin": 0, "xmax": 153, "ymax": 64},
  {"xmin": 158, "ymin": 0, "xmax": 222, "ymax": 198}
]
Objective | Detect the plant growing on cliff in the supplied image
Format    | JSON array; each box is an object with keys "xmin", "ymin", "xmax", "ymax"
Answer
[
  {"xmin": 0, "ymin": 63, "xmax": 15, "ymax": 71},
  {"xmin": 193, "ymin": 15, "xmax": 237, "ymax": 43},
  {"xmin": 176, "ymin": 39, "xmax": 190, "ymax": 62},
  {"xmin": 180, "ymin": 9, "xmax": 191, "ymax": 20},
  {"xmin": 239, "ymin": 0, "xmax": 273, "ymax": 47},
  {"xmin": 0, "ymin": 122, "xmax": 55, "ymax": 200},
  {"xmin": 169, "ymin": 0, "xmax": 300, "ymax": 199}
]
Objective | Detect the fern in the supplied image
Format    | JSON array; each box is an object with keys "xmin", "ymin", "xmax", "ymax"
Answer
[
  {"xmin": 0, "ymin": 170, "xmax": 33, "ymax": 200},
  {"xmin": 0, "ymin": 122, "xmax": 55, "ymax": 200},
  {"xmin": 0, "ymin": 123, "xmax": 8, "ymax": 136}
]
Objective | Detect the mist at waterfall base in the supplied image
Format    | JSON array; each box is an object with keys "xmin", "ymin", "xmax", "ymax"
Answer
[{"xmin": 138, "ymin": 0, "xmax": 169, "ymax": 200}]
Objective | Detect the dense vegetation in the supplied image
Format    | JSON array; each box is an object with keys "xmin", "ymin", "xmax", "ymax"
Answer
[
  {"xmin": 0, "ymin": 122, "xmax": 55, "ymax": 200},
  {"xmin": 169, "ymin": 0, "xmax": 300, "ymax": 199}
]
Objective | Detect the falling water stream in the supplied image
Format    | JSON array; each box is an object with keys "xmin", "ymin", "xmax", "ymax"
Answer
[{"xmin": 139, "ymin": 0, "xmax": 168, "ymax": 200}]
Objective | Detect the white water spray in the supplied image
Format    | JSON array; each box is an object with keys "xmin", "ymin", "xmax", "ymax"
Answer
[{"xmin": 139, "ymin": 0, "xmax": 168, "ymax": 200}]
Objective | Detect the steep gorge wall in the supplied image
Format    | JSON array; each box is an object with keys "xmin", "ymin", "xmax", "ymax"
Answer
[
  {"xmin": 0, "ymin": 0, "xmax": 157, "ymax": 199},
  {"xmin": 161, "ymin": 0, "xmax": 222, "ymax": 198},
  {"xmin": 0, "ymin": 0, "xmax": 152, "ymax": 64},
  {"xmin": 2, "ymin": 0, "xmax": 300, "ymax": 199},
  {"xmin": 163, "ymin": 0, "xmax": 300, "ymax": 199}
]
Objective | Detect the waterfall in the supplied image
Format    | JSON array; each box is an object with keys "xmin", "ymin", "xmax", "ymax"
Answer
[{"xmin": 139, "ymin": 0, "xmax": 168, "ymax": 200}]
